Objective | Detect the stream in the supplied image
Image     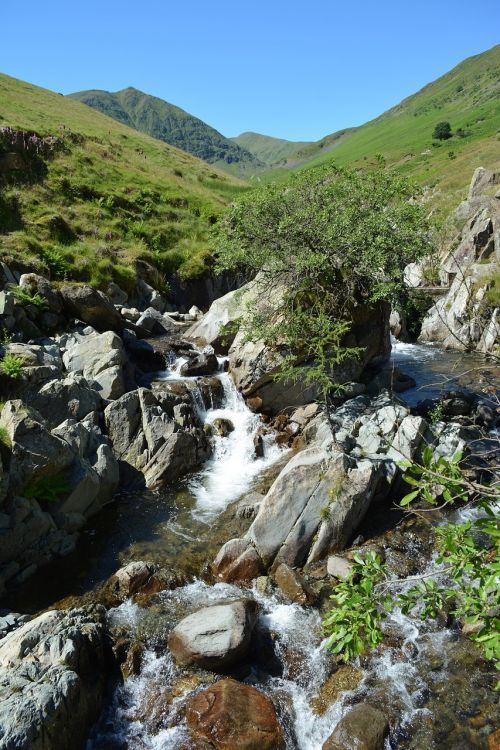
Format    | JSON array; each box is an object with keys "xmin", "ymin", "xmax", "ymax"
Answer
[{"xmin": 5, "ymin": 341, "xmax": 499, "ymax": 749}]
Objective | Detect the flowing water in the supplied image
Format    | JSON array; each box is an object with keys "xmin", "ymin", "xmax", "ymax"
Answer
[{"xmin": 5, "ymin": 341, "xmax": 498, "ymax": 748}]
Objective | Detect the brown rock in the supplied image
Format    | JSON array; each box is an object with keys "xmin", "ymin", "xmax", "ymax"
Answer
[
  {"xmin": 273, "ymin": 563, "xmax": 312, "ymax": 605},
  {"xmin": 212, "ymin": 538, "xmax": 264, "ymax": 583},
  {"xmin": 322, "ymin": 703, "xmax": 388, "ymax": 750},
  {"xmin": 246, "ymin": 396, "xmax": 263, "ymax": 412},
  {"xmin": 312, "ymin": 666, "xmax": 363, "ymax": 715},
  {"xmin": 186, "ymin": 678, "xmax": 285, "ymax": 750},
  {"xmin": 60, "ymin": 284, "xmax": 124, "ymax": 332},
  {"xmin": 489, "ymin": 728, "xmax": 500, "ymax": 750},
  {"xmin": 121, "ymin": 640, "xmax": 144, "ymax": 679}
]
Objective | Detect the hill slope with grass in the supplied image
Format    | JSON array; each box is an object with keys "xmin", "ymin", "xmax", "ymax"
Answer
[
  {"xmin": 231, "ymin": 131, "xmax": 311, "ymax": 166},
  {"xmin": 274, "ymin": 44, "xmax": 500, "ymax": 215},
  {"xmin": 0, "ymin": 73, "xmax": 248, "ymax": 289},
  {"xmin": 69, "ymin": 87, "xmax": 265, "ymax": 177}
]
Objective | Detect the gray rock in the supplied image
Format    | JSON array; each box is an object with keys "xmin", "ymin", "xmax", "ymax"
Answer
[
  {"xmin": 19, "ymin": 274, "xmax": 63, "ymax": 314},
  {"xmin": 136, "ymin": 307, "xmax": 177, "ymax": 335},
  {"xmin": 322, "ymin": 703, "xmax": 388, "ymax": 750},
  {"xmin": 0, "ymin": 606, "xmax": 109, "ymax": 750},
  {"xmin": 168, "ymin": 599, "xmax": 259, "ymax": 670},
  {"xmin": 60, "ymin": 284, "xmax": 124, "ymax": 332},
  {"xmin": 186, "ymin": 281, "xmax": 259, "ymax": 352},
  {"xmin": 327, "ymin": 555, "xmax": 354, "ymax": 580},
  {"xmin": 63, "ymin": 330, "xmax": 126, "ymax": 400},
  {"xmin": 26, "ymin": 374, "xmax": 102, "ymax": 429}
]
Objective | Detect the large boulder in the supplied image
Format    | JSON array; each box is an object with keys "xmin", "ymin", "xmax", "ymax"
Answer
[
  {"xmin": 0, "ymin": 607, "xmax": 110, "ymax": 750},
  {"xmin": 104, "ymin": 385, "xmax": 210, "ymax": 487},
  {"xmin": 322, "ymin": 703, "xmax": 388, "ymax": 750},
  {"xmin": 26, "ymin": 374, "xmax": 102, "ymax": 429},
  {"xmin": 59, "ymin": 284, "xmax": 124, "ymax": 332},
  {"xmin": 185, "ymin": 678, "xmax": 285, "ymax": 750},
  {"xmin": 0, "ymin": 401, "xmax": 74, "ymax": 494},
  {"xmin": 168, "ymin": 599, "xmax": 259, "ymax": 671},
  {"xmin": 19, "ymin": 273, "xmax": 63, "ymax": 314},
  {"xmin": 62, "ymin": 330, "xmax": 127, "ymax": 400},
  {"xmin": 228, "ymin": 301, "xmax": 390, "ymax": 414}
]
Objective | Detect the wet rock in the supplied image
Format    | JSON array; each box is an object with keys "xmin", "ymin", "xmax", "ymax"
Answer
[
  {"xmin": 185, "ymin": 678, "xmax": 285, "ymax": 750},
  {"xmin": 212, "ymin": 538, "xmax": 265, "ymax": 583},
  {"xmin": 322, "ymin": 703, "xmax": 388, "ymax": 750},
  {"xmin": 0, "ymin": 606, "xmax": 109, "ymax": 750},
  {"xmin": 212, "ymin": 417, "xmax": 235, "ymax": 437},
  {"xmin": 253, "ymin": 432, "xmax": 264, "ymax": 457},
  {"xmin": 233, "ymin": 492, "xmax": 263, "ymax": 520},
  {"xmin": 312, "ymin": 665, "xmax": 363, "ymax": 715},
  {"xmin": 60, "ymin": 284, "xmax": 124, "ymax": 332},
  {"xmin": 107, "ymin": 561, "xmax": 158, "ymax": 600},
  {"xmin": 120, "ymin": 640, "xmax": 144, "ymax": 679},
  {"xmin": 180, "ymin": 352, "xmax": 219, "ymax": 377},
  {"xmin": 273, "ymin": 563, "xmax": 312, "ymax": 605},
  {"xmin": 168, "ymin": 599, "xmax": 260, "ymax": 671}
]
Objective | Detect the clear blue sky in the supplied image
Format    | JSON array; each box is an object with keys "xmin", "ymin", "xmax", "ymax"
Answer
[{"xmin": 1, "ymin": 0, "xmax": 498, "ymax": 141}]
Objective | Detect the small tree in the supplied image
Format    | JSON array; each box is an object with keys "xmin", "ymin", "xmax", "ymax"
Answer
[
  {"xmin": 433, "ymin": 121, "xmax": 452, "ymax": 140},
  {"xmin": 214, "ymin": 165, "xmax": 431, "ymax": 410}
]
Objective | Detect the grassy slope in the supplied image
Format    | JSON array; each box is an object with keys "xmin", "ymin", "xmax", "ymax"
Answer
[
  {"xmin": 0, "ymin": 73, "xmax": 248, "ymax": 288},
  {"xmin": 69, "ymin": 87, "xmax": 265, "ymax": 178},
  {"xmin": 281, "ymin": 45, "xmax": 500, "ymax": 216},
  {"xmin": 231, "ymin": 131, "xmax": 311, "ymax": 165}
]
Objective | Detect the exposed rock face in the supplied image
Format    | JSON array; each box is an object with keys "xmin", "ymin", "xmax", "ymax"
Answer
[
  {"xmin": 59, "ymin": 284, "xmax": 124, "ymax": 332},
  {"xmin": 104, "ymin": 383, "xmax": 210, "ymax": 487},
  {"xmin": 26, "ymin": 374, "xmax": 102, "ymax": 429},
  {"xmin": 419, "ymin": 170, "xmax": 499, "ymax": 353},
  {"xmin": 185, "ymin": 678, "xmax": 285, "ymax": 750},
  {"xmin": 322, "ymin": 703, "xmax": 388, "ymax": 750},
  {"xmin": 168, "ymin": 599, "xmax": 259, "ymax": 670},
  {"xmin": 0, "ymin": 606, "xmax": 110, "ymax": 750},
  {"xmin": 212, "ymin": 538, "xmax": 265, "ymax": 583},
  {"xmin": 186, "ymin": 281, "xmax": 258, "ymax": 352},
  {"xmin": 62, "ymin": 330, "xmax": 127, "ymax": 400}
]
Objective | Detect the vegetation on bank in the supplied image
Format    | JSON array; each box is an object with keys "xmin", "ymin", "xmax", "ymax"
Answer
[
  {"xmin": 0, "ymin": 73, "xmax": 248, "ymax": 289},
  {"xmin": 323, "ymin": 447, "xmax": 500, "ymax": 685},
  {"xmin": 215, "ymin": 164, "xmax": 432, "ymax": 403}
]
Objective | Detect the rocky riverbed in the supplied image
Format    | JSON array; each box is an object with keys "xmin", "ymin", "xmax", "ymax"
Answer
[{"xmin": 0, "ymin": 169, "xmax": 498, "ymax": 750}]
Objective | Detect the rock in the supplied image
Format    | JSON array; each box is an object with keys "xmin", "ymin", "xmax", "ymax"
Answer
[
  {"xmin": 60, "ymin": 284, "xmax": 125, "ymax": 332},
  {"xmin": 0, "ymin": 400, "xmax": 74, "ymax": 494},
  {"xmin": 212, "ymin": 417, "xmax": 235, "ymax": 437},
  {"xmin": 168, "ymin": 599, "xmax": 259, "ymax": 671},
  {"xmin": 185, "ymin": 678, "xmax": 285, "ymax": 750},
  {"xmin": 0, "ymin": 606, "xmax": 109, "ymax": 750},
  {"xmin": 403, "ymin": 262, "xmax": 425, "ymax": 288},
  {"xmin": 26, "ymin": 374, "xmax": 102, "ymax": 429},
  {"xmin": 322, "ymin": 703, "xmax": 388, "ymax": 750},
  {"xmin": 327, "ymin": 555, "xmax": 353, "ymax": 580},
  {"xmin": 62, "ymin": 330, "xmax": 127, "ymax": 400},
  {"xmin": 386, "ymin": 415, "xmax": 426, "ymax": 463},
  {"xmin": 312, "ymin": 666, "xmax": 363, "ymax": 715},
  {"xmin": 468, "ymin": 167, "xmax": 500, "ymax": 199},
  {"xmin": 180, "ymin": 352, "xmax": 219, "ymax": 377},
  {"xmin": 212, "ymin": 538, "xmax": 265, "ymax": 583},
  {"xmin": 273, "ymin": 563, "xmax": 312, "ymax": 605},
  {"xmin": 186, "ymin": 282, "xmax": 259, "ymax": 353},
  {"xmin": 107, "ymin": 561, "xmax": 158, "ymax": 600},
  {"xmin": 106, "ymin": 281, "xmax": 128, "ymax": 305},
  {"xmin": 136, "ymin": 306, "xmax": 177, "ymax": 335},
  {"xmin": 136, "ymin": 279, "xmax": 165, "ymax": 313},
  {"xmin": 122, "ymin": 334, "xmax": 165, "ymax": 373}
]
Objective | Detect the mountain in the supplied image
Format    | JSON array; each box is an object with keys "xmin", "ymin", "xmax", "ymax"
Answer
[
  {"xmin": 0, "ymin": 73, "xmax": 248, "ymax": 288},
  {"xmin": 69, "ymin": 87, "xmax": 265, "ymax": 177},
  {"xmin": 275, "ymin": 44, "xmax": 500, "ymax": 214},
  {"xmin": 231, "ymin": 131, "xmax": 311, "ymax": 166}
]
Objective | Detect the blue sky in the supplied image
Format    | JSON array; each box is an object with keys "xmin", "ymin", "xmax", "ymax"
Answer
[{"xmin": 1, "ymin": 0, "xmax": 498, "ymax": 141}]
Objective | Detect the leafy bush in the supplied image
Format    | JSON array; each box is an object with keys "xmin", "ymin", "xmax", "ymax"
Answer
[
  {"xmin": 0, "ymin": 353, "xmax": 25, "ymax": 379},
  {"xmin": 10, "ymin": 285, "xmax": 47, "ymax": 309},
  {"xmin": 433, "ymin": 121, "xmax": 452, "ymax": 140},
  {"xmin": 40, "ymin": 245, "xmax": 70, "ymax": 279}
]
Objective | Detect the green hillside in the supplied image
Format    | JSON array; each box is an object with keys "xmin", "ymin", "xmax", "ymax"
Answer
[
  {"xmin": 0, "ymin": 74, "xmax": 248, "ymax": 288},
  {"xmin": 69, "ymin": 87, "xmax": 265, "ymax": 177},
  {"xmin": 278, "ymin": 45, "xmax": 500, "ymax": 214},
  {"xmin": 231, "ymin": 131, "xmax": 311, "ymax": 166}
]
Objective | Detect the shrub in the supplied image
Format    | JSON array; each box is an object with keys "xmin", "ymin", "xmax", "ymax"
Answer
[
  {"xmin": 10, "ymin": 285, "xmax": 48, "ymax": 309},
  {"xmin": 433, "ymin": 121, "xmax": 452, "ymax": 140},
  {"xmin": 40, "ymin": 245, "xmax": 70, "ymax": 279},
  {"xmin": 24, "ymin": 472, "xmax": 70, "ymax": 504},
  {"xmin": 0, "ymin": 353, "xmax": 25, "ymax": 379}
]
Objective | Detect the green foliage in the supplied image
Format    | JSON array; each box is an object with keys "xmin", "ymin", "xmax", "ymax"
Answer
[
  {"xmin": 215, "ymin": 164, "xmax": 431, "ymax": 399},
  {"xmin": 40, "ymin": 245, "xmax": 70, "ymax": 279},
  {"xmin": 24, "ymin": 473, "xmax": 70, "ymax": 504},
  {"xmin": 10, "ymin": 285, "xmax": 48, "ymax": 309},
  {"xmin": 428, "ymin": 400, "xmax": 445, "ymax": 424},
  {"xmin": 323, "ymin": 551, "xmax": 389, "ymax": 660},
  {"xmin": 433, "ymin": 121, "xmax": 453, "ymax": 140},
  {"xmin": 399, "ymin": 446, "xmax": 467, "ymax": 507},
  {"xmin": 0, "ymin": 425, "xmax": 11, "ymax": 448},
  {"xmin": 0, "ymin": 353, "xmax": 25, "ymax": 379}
]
